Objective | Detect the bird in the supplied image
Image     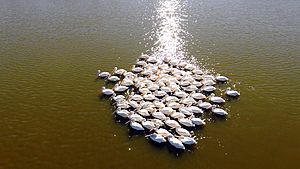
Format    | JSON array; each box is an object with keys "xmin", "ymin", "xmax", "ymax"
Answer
[
  {"xmin": 226, "ymin": 90, "xmax": 240, "ymax": 97},
  {"xmin": 212, "ymin": 108, "xmax": 228, "ymax": 116},
  {"xmin": 210, "ymin": 96, "xmax": 226, "ymax": 104},
  {"xmin": 147, "ymin": 133, "xmax": 166, "ymax": 143},
  {"xmin": 102, "ymin": 87, "xmax": 115, "ymax": 96},
  {"xmin": 130, "ymin": 121, "xmax": 145, "ymax": 131},
  {"xmin": 216, "ymin": 75, "xmax": 229, "ymax": 82},
  {"xmin": 167, "ymin": 135, "xmax": 185, "ymax": 150},
  {"xmin": 98, "ymin": 71, "xmax": 111, "ymax": 78}
]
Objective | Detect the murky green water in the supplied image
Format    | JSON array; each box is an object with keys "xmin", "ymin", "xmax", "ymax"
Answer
[{"xmin": 1, "ymin": 0, "xmax": 300, "ymax": 169}]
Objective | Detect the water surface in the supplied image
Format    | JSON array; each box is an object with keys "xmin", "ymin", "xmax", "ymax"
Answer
[{"xmin": 0, "ymin": 0, "xmax": 300, "ymax": 169}]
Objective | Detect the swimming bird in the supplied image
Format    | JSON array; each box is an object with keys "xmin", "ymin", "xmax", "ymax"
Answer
[
  {"xmin": 102, "ymin": 87, "xmax": 115, "ymax": 96},
  {"xmin": 99, "ymin": 71, "xmax": 111, "ymax": 78},
  {"xmin": 167, "ymin": 135, "xmax": 185, "ymax": 150},
  {"xmin": 114, "ymin": 85, "xmax": 128, "ymax": 92},
  {"xmin": 130, "ymin": 121, "xmax": 145, "ymax": 131},
  {"xmin": 216, "ymin": 75, "xmax": 229, "ymax": 82},
  {"xmin": 108, "ymin": 76, "xmax": 120, "ymax": 82},
  {"xmin": 210, "ymin": 96, "xmax": 226, "ymax": 104},
  {"xmin": 226, "ymin": 90, "xmax": 240, "ymax": 97},
  {"xmin": 147, "ymin": 133, "xmax": 166, "ymax": 143},
  {"xmin": 212, "ymin": 108, "xmax": 228, "ymax": 116}
]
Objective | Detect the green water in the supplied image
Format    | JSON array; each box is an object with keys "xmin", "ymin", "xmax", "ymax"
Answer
[{"xmin": 0, "ymin": 0, "xmax": 300, "ymax": 169}]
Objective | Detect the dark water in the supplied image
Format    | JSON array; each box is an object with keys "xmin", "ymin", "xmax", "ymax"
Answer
[{"xmin": 1, "ymin": 0, "xmax": 300, "ymax": 169}]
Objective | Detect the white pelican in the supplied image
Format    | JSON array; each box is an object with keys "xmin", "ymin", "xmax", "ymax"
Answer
[
  {"xmin": 142, "ymin": 120, "xmax": 155, "ymax": 130},
  {"xmin": 181, "ymin": 97, "xmax": 197, "ymax": 105},
  {"xmin": 115, "ymin": 109, "xmax": 130, "ymax": 118},
  {"xmin": 179, "ymin": 107, "xmax": 193, "ymax": 116},
  {"xmin": 147, "ymin": 133, "xmax": 166, "ymax": 143},
  {"xmin": 189, "ymin": 106, "xmax": 204, "ymax": 114},
  {"xmin": 226, "ymin": 90, "xmax": 240, "ymax": 97},
  {"xmin": 161, "ymin": 107, "xmax": 174, "ymax": 116},
  {"xmin": 139, "ymin": 88, "xmax": 151, "ymax": 94},
  {"xmin": 112, "ymin": 95, "xmax": 126, "ymax": 102},
  {"xmin": 114, "ymin": 67, "xmax": 126, "ymax": 76},
  {"xmin": 202, "ymin": 79, "xmax": 216, "ymax": 86},
  {"xmin": 143, "ymin": 94, "xmax": 156, "ymax": 101},
  {"xmin": 129, "ymin": 100, "xmax": 139, "ymax": 109},
  {"xmin": 153, "ymin": 101, "xmax": 165, "ymax": 109},
  {"xmin": 216, "ymin": 75, "xmax": 229, "ymax": 82},
  {"xmin": 121, "ymin": 78, "xmax": 134, "ymax": 86},
  {"xmin": 147, "ymin": 57, "xmax": 157, "ymax": 64},
  {"xmin": 178, "ymin": 136, "xmax": 197, "ymax": 145},
  {"xmin": 167, "ymin": 102, "xmax": 181, "ymax": 110},
  {"xmin": 178, "ymin": 118, "xmax": 195, "ymax": 128},
  {"xmin": 165, "ymin": 118, "xmax": 181, "ymax": 128},
  {"xmin": 136, "ymin": 60, "xmax": 147, "ymax": 67},
  {"xmin": 130, "ymin": 121, "xmax": 144, "ymax": 131},
  {"xmin": 128, "ymin": 114, "xmax": 145, "ymax": 122},
  {"xmin": 130, "ymin": 94, "xmax": 143, "ymax": 101},
  {"xmin": 132, "ymin": 66, "xmax": 143, "ymax": 73},
  {"xmin": 174, "ymin": 91, "xmax": 188, "ymax": 98},
  {"xmin": 212, "ymin": 108, "xmax": 228, "ymax": 116},
  {"xmin": 175, "ymin": 127, "xmax": 191, "ymax": 137},
  {"xmin": 193, "ymin": 69, "xmax": 204, "ymax": 75},
  {"xmin": 155, "ymin": 128, "xmax": 173, "ymax": 138},
  {"xmin": 191, "ymin": 117, "xmax": 206, "ymax": 125},
  {"xmin": 210, "ymin": 96, "xmax": 226, "ymax": 104},
  {"xmin": 108, "ymin": 76, "xmax": 120, "ymax": 82},
  {"xmin": 168, "ymin": 136, "xmax": 185, "ymax": 150},
  {"xmin": 198, "ymin": 102, "xmax": 212, "ymax": 110},
  {"xmin": 170, "ymin": 111, "xmax": 186, "ymax": 119},
  {"xmin": 190, "ymin": 92, "xmax": 206, "ymax": 100},
  {"xmin": 165, "ymin": 96, "xmax": 180, "ymax": 102},
  {"xmin": 183, "ymin": 85, "xmax": 198, "ymax": 92},
  {"xmin": 153, "ymin": 90, "xmax": 167, "ymax": 97},
  {"xmin": 152, "ymin": 111, "xmax": 167, "ymax": 120},
  {"xmin": 202, "ymin": 85, "xmax": 216, "ymax": 92},
  {"xmin": 102, "ymin": 87, "xmax": 115, "ymax": 96},
  {"xmin": 139, "ymin": 53, "xmax": 149, "ymax": 60},
  {"xmin": 137, "ymin": 109, "xmax": 150, "ymax": 117},
  {"xmin": 114, "ymin": 85, "xmax": 128, "ymax": 92},
  {"xmin": 99, "ymin": 71, "xmax": 111, "ymax": 78},
  {"xmin": 150, "ymin": 119, "xmax": 165, "ymax": 128}
]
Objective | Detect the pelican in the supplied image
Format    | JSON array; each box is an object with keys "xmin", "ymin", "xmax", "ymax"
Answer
[
  {"xmin": 175, "ymin": 127, "xmax": 191, "ymax": 137},
  {"xmin": 99, "ymin": 71, "xmax": 111, "ymax": 78},
  {"xmin": 142, "ymin": 120, "xmax": 155, "ymax": 130},
  {"xmin": 155, "ymin": 128, "xmax": 173, "ymax": 138},
  {"xmin": 152, "ymin": 111, "xmax": 167, "ymax": 120},
  {"xmin": 102, "ymin": 87, "xmax": 115, "ymax": 96},
  {"xmin": 174, "ymin": 91, "xmax": 188, "ymax": 98},
  {"xmin": 121, "ymin": 78, "xmax": 134, "ymax": 86},
  {"xmin": 178, "ymin": 136, "xmax": 197, "ymax": 145},
  {"xmin": 153, "ymin": 90, "xmax": 167, "ymax": 97},
  {"xmin": 198, "ymin": 101, "xmax": 212, "ymax": 109},
  {"xmin": 130, "ymin": 121, "xmax": 144, "ymax": 131},
  {"xmin": 193, "ymin": 69, "xmax": 204, "ymax": 75},
  {"xmin": 108, "ymin": 76, "xmax": 120, "ymax": 82},
  {"xmin": 190, "ymin": 92, "xmax": 206, "ymax": 100},
  {"xmin": 191, "ymin": 117, "xmax": 206, "ymax": 125},
  {"xmin": 115, "ymin": 109, "xmax": 130, "ymax": 118},
  {"xmin": 114, "ymin": 67, "xmax": 126, "ymax": 76},
  {"xmin": 112, "ymin": 95, "xmax": 126, "ymax": 102},
  {"xmin": 114, "ymin": 85, "xmax": 128, "ymax": 92},
  {"xmin": 226, "ymin": 90, "xmax": 240, "ymax": 97},
  {"xmin": 136, "ymin": 60, "xmax": 147, "ymax": 67},
  {"xmin": 178, "ymin": 118, "xmax": 195, "ymax": 128},
  {"xmin": 189, "ymin": 106, "xmax": 204, "ymax": 114},
  {"xmin": 167, "ymin": 102, "xmax": 181, "ymax": 110},
  {"xmin": 137, "ymin": 109, "xmax": 150, "ymax": 117},
  {"xmin": 168, "ymin": 135, "xmax": 185, "ymax": 150},
  {"xmin": 202, "ymin": 79, "xmax": 216, "ymax": 86},
  {"xmin": 139, "ymin": 88, "xmax": 151, "ymax": 94},
  {"xmin": 202, "ymin": 85, "xmax": 216, "ymax": 92},
  {"xmin": 143, "ymin": 94, "xmax": 156, "ymax": 101},
  {"xmin": 129, "ymin": 100, "xmax": 139, "ymax": 109},
  {"xmin": 150, "ymin": 119, "xmax": 165, "ymax": 128},
  {"xmin": 147, "ymin": 133, "xmax": 166, "ymax": 143},
  {"xmin": 170, "ymin": 111, "xmax": 186, "ymax": 119},
  {"xmin": 165, "ymin": 118, "xmax": 181, "ymax": 128},
  {"xmin": 165, "ymin": 96, "xmax": 180, "ymax": 102},
  {"xmin": 179, "ymin": 107, "xmax": 193, "ymax": 116},
  {"xmin": 216, "ymin": 75, "xmax": 229, "ymax": 82},
  {"xmin": 132, "ymin": 66, "xmax": 143, "ymax": 73},
  {"xmin": 210, "ymin": 96, "xmax": 226, "ymax": 104},
  {"xmin": 128, "ymin": 113, "xmax": 145, "ymax": 122},
  {"xmin": 139, "ymin": 53, "xmax": 149, "ymax": 60},
  {"xmin": 161, "ymin": 107, "xmax": 174, "ymax": 116},
  {"xmin": 147, "ymin": 57, "xmax": 157, "ymax": 64},
  {"xmin": 130, "ymin": 94, "xmax": 143, "ymax": 101},
  {"xmin": 212, "ymin": 108, "xmax": 228, "ymax": 116}
]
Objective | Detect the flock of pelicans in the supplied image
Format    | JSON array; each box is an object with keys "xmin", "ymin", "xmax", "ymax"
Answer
[{"xmin": 97, "ymin": 54, "xmax": 240, "ymax": 151}]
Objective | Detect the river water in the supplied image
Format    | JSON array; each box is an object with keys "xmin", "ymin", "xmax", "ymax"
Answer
[{"xmin": 0, "ymin": 0, "xmax": 299, "ymax": 169}]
